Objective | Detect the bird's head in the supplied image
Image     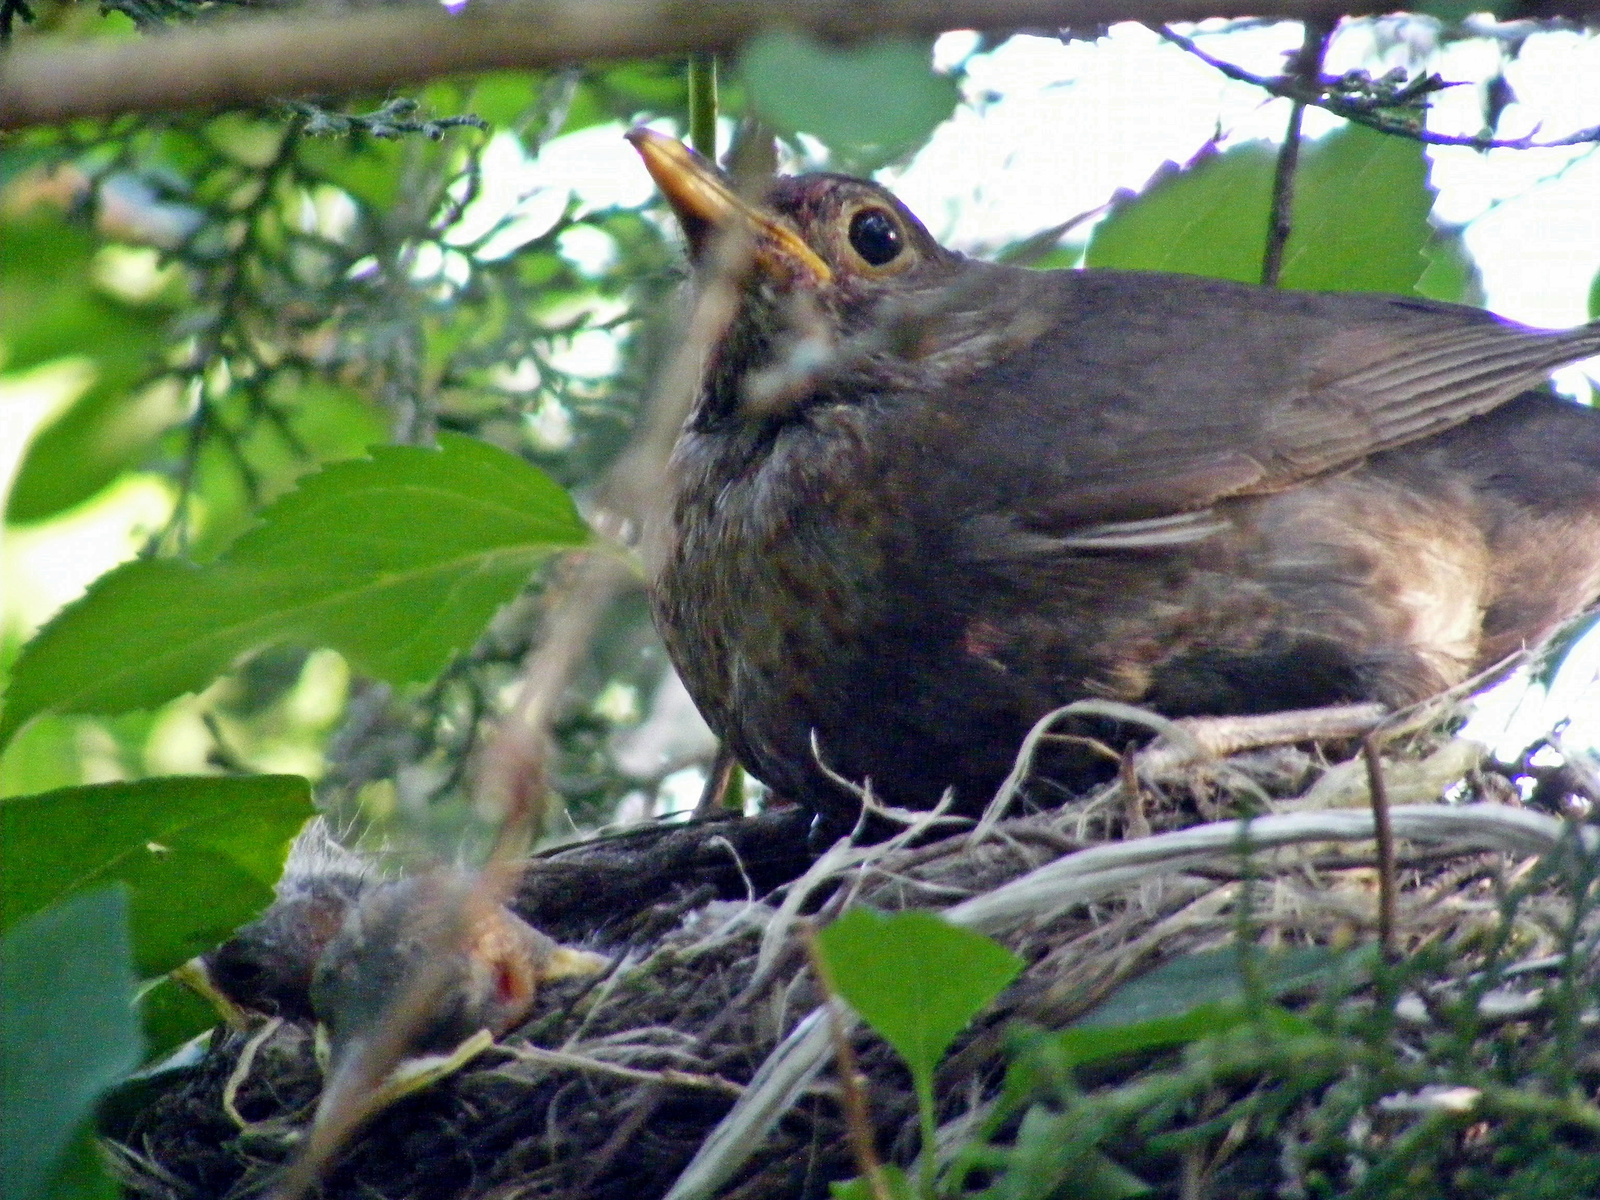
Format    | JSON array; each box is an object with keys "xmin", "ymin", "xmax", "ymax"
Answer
[{"xmin": 627, "ymin": 128, "xmax": 967, "ymax": 424}]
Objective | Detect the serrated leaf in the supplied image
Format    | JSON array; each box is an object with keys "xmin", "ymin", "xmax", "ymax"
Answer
[
  {"xmin": 1, "ymin": 888, "xmax": 142, "ymax": 1200},
  {"xmin": 0, "ymin": 774, "xmax": 312, "ymax": 975},
  {"xmin": 0, "ymin": 434, "xmax": 588, "ymax": 746},
  {"xmin": 1277, "ymin": 124, "xmax": 1432, "ymax": 293},
  {"xmin": 741, "ymin": 32, "xmax": 958, "ymax": 167},
  {"xmin": 1416, "ymin": 227, "xmax": 1485, "ymax": 306},
  {"xmin": 1085, "ymin": 125, "xmax": 1432, "ymax": 294},
  {"xmin": 816, "ymin": 907, "xmax": 1022, "ymax": 1083}
]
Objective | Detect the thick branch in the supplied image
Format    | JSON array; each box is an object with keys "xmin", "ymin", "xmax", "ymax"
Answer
[{"xmin": 2, "ymin": 0, "xmax": 1367, "ymax": 129}]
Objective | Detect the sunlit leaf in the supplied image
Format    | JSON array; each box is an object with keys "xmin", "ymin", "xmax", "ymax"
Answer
[
  {"xmin": 181, "ymin": 379, "xmax": 388, "ymax": 561},
  {"xmin": 1416, "ymin": 227, "xmax": 1485, "ymax": 306},
  {"xmin": 1085, "ymin": 125, "xmax": 1432, "ymax": 294},
  {"xmin": 2, "ymin": 213, "xmax": 173, "ymax": 523},
  {"xmin": 1, "ymin": 888, "xmax": 142, "ymax": 1200},
  {"xmin": 0, "ymin": 434, "xmax": 589, "ymax": 745},
  {"xmin": 741, "ymin": 32, "xmax": 958, "ymax": 166},
  {"xmin": 816, "ymin": 906, "xmax": 1022, "ymax": 1083},
  {"xmin": 0, "ymin": 774, "xmax": 312, "ymax": 975},
  {"xmin": 1277, "ymin": 124, "xmax": 1432, "ymax": 293}
]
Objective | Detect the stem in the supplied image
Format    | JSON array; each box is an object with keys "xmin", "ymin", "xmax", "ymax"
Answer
[
  {"xmin": 1260, "ymin": 16, "xmax": 1331, "ymax": 287},
  {"xmin": 688, "ymin": 51, "xmax": 717, "ymax": 160},
  {"xmin": 916, "ymin": 1073, "xmax": 939, "ymax": 1198}
]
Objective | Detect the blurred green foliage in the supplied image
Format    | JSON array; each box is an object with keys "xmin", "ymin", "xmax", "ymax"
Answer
[
  {"xmin": 0, "ymin": 774, "xmax": 312, "ymax": 973},
  {"xmin": 742, "ymin": 31, "xmax": 961, "ymax": 170},
  {"xmin": 1, "ymin": 888, "xmax": 141, "ymax": 1200}
]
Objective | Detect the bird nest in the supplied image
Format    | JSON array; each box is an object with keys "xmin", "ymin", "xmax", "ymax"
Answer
[{"xmin": 109, "ymin": 704, "xmax": 1600, "ymax": 1200}]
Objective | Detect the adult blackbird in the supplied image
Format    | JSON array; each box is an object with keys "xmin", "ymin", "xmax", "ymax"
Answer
[{"xmin": 628, "ymin": 130, "xmax": 1600, "ymax": 828}]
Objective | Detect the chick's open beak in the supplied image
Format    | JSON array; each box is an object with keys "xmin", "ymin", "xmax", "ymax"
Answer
[{"xmin": 626, "ymin": 127, "xmax": 832, "ymax": 285}]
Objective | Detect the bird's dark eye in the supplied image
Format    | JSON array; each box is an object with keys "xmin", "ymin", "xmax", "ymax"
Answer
[{"xmin": 848, "ymin": 208, "xmax": 903, "ymax": 267}]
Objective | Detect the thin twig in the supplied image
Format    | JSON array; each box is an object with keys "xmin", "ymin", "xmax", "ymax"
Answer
[
  {"xmin": 1158, "ymin": 23, "xmax": 1600, "ymax": 151},
  {"xmin": 1363, "ymin": 731, "xmax": 1397, "ymax": 960},
  {"xmin": 474, "ymin": 221, "xmax": 756, "ymax": 843},
  {"xmin": 1260, "ymin": 16, "xmax": 1332, "ymax": 287},
  {"xmin": 504, "ymin": 1043, "xmax": 746, "ymax": 1096}
]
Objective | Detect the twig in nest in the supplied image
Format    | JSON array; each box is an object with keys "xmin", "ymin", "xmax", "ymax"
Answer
[
  {"xmin": 1119, "ymin": 743, "xmax": 1151, "ymax": 839},
  {"xmin": 221, "ymin": 1017, "xmax": 283, "ymax": 1129},
  {"xmin": 504, "ymin": 1043, "xmax": 746, "ymax": 1096},
  {"xmin": 1364, "ymin": 732, "xmax": 1398, "ymax": 959},
  {"xmin": 1135, "ymin": 702, "xmax": 1387, "ymax": 777}
]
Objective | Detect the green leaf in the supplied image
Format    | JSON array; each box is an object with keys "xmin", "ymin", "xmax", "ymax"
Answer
[
  {"xmin": 1054, "ymin": 1001, "xmax": 1257, "ymax": 1067},
  {"xmin": 1076, "ymin": 946, "xmax": 1355, "ymax": 1029},
  {"xmin": 829, "ymin": 1165, "xmax": 916, "ymax": 1200},
  {"xmin": 2, "ymin": 212, "xmax": 172, "ymax": 523},
  {"xmin": 1085, "ymin": 125, "xmax": 1432, "ymax": 294},
  {"xmin": 0, "ymin": 434, "xmax": 588, "ymax": 746},
  {"xmin": 137, "ymin": 972, "xmax": 224, "ymax": 1064},
  {"xmin": 297, "ymin": 136, "xmax": 406, "ymax": 211},
  {"xmin": 1588, "ymin": 268, "xmax": 1600, "ymax": 321},
  {"xmin": 1275, "ymin": 124, "xmax": 1432, "ymax": 293},
  {"xmin": 1039, "ymin": 946, "xmax": 1347, "ymax": 1066},
  {"xmin": 1416, "ymin": 227, "xmax": 1485, "ymax": 306},
  {"xmin": 1085, "ymin": 142, "xmax": 1275, "ymax": 282},
  {"xmin": 994, "ymin": 1107, "xmax": 1152, "ymax": 1200},
  {"xmin": 817, "ymin": 907, "xmax": 1023, "ymax": 1082},
  {"xmin": 741, "ymin": 32, "xmax": 958, "ymax": 167},
  {"xmin": 0, "ymin": 774, "xmax": 312, "ymax": 975},
  {"xmin": 469, "ymin": 73, "xmax": 540, "ymax": 129},
  {"xmin": 39, "ymin": 1125, "xmax": 118, "ymax": 1200},
  {"xmin": 1, "ymin": 888, "xmax": 142, "ymax": 1200},
  {"xmin": 0, "ymin": 716, "xmax": 85, "ymax": 799}
]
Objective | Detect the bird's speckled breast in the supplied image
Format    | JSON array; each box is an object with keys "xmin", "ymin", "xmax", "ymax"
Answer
[{"xmin": 652, "ymin": 402, "xmax": 902, "ymax": 802}]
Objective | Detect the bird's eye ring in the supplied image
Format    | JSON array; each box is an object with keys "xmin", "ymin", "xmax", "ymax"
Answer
[{"xmin": 848, "ymin": 208, "xmax": 903, "ymax": 267}]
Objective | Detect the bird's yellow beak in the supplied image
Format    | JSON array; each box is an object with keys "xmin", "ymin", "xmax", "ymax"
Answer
[{"xmin": 626, "ymin": 127, "xmax": 832, "ymax": 286}]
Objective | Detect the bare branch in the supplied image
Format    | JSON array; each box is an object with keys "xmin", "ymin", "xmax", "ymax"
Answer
[
  {"xmin": 1259, "ymin": 15, "xmax": 1331, "ymax": 287},
  {"xmin": 2, "ymin": 0, "xmax": 1373, "ymax": 130},
  {"xmin": 1159, "ymin": 23, "xmax": 1600, "ymax": 151}
]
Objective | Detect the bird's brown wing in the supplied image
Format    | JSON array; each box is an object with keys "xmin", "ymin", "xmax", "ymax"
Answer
[{"xmin": 931, "ymin": 268, "xmax": 1600, "ymax": 546}]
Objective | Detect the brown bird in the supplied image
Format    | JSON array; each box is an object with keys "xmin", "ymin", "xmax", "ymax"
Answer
[{"xmin": 628, "ymin": 129, "xmax": 1600, "ymax": 830}]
